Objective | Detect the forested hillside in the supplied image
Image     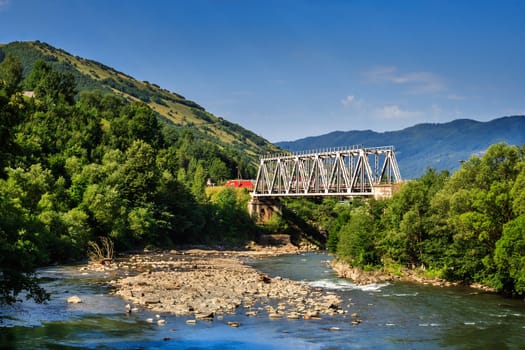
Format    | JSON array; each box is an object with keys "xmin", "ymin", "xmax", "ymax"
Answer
[
  {"xmin": 0, "ymin": 41, "xmax": 280, "ymax": 162},
  {"xmin": 277, "ymin": 116, "xmax": 525, "ymax": 178},
  {"xmin": 0, "ymin": 53, "xmax": 260, "ymax": 303}
]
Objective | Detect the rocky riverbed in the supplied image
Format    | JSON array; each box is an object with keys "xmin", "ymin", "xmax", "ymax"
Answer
[{"xmin": 102, "ymin": 246, "xmax": 347, "ymax": 322}]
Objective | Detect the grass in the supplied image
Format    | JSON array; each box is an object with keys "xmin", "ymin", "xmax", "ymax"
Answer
[
  {"xmin": 383, "ymin": 261, "xmax": 404, "ymax": 277},
  {"xmin": 423, "ymin": 267, "xmax": 445, "ymax": 280}
]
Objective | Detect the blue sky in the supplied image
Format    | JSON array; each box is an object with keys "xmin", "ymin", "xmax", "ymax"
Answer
[{"xmin": 1, "ymin": 0, "xmax": 524, "ymax": 142}]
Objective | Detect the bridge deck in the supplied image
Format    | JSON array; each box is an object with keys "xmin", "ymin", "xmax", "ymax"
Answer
[{"xmin": 251, "ymin": 145, "xmax": 401, "ymax": 199}]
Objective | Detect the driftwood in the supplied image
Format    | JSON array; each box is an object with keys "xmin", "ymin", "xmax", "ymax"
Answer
[{"xmin": 88, "ymin": 237, "xmax": 114, "ymax": 264}]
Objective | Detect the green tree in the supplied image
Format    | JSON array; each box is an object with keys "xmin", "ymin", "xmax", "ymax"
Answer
[
  {"xmin": 377, "ymin": 168, "xmax": 448, "ymax": 267},
  {"xmin": 82, "ymin": 184, "xmax": 125, "ymax": 236},
  {"xmin": 208, "ymin": 158, "xmax": 231, "ymax": 184},
  {"xmin": 337, "ymin": 206, "xmax": 378, "ymax": 267},
  {"xmin": 326, "ymin": 204, "xmax": 352, "ymax": 253},
  {"xmin": 155, "ymin": 171, "xmax": 203, "ymax": 244},
  {"xmin": 493, "ymin": 215, "xmax": 525, "ymax": 294},
  {"xmin": 116, "ymin": 140, "xmax": 159, "ymax": 205},
  {"xmin": 4, "ymin": 164, "xmax": 54, "ymax": 211},
  {"xmin": 0, "ymin": 53, "xmax": 23, "ymax": 96},
  {"xmin": 126, "ymin": 103, "xmax": 163, "ymax": 148},
  {"xmin": 511, "ymin": 162, "xmax": 525, "ymax": 216},
  {"xmin": 0, "ymin": 55, "xmax": 26, "ymax": 174},
  {"xmin": 128, "ymin": 205, "xmax": 158, "ymax": 243},
  {"xmin": 192, "ymin": 162, "xmax": 207, "ymax": 203},
  {"xmin": 25, "ymin": 60, "xmax": 76, "ymax": 105},
  {"xmin": 24, "ymin": 60, "xmax": 51, "ymax": 91},
  {"xmin": 429, "ymin": 143, "xmax": 523, "ymax": 283},
  {"xmin": 208, "ymin": 187, "xmax": 254, "ymax": 245},
  {"xmin": 0, "ymin": 185, "xmax": 49, "ymax": 304}
]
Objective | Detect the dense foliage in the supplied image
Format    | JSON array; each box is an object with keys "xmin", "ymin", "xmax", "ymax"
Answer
[
  {"xmin": 325, "ymin": 145, "xmax": 525, "ymax": 295},
  {"xmin": 0, "ymin": 56, "xmax": 258, "ymax": 303}
]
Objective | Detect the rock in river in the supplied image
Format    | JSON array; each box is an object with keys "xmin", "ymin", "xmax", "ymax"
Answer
[{"xmin": 67, "ymin": 295, "xmax": 82, "ymax": 304}]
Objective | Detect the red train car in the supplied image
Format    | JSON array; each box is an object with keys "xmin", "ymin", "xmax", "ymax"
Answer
[{"xmin": 224, "ymin": 179, "xmax": 254, "ymax": 189}]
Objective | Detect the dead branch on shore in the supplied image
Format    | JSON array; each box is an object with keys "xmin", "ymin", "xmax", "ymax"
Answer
[{"xmin": 88, "ymin": 237, "xmax": 114, "ymax": 264}]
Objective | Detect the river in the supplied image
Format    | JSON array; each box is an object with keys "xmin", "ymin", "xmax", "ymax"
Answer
[{"xmin": 1, "ymin": 252, "xmax": 524, "ymax": 349}]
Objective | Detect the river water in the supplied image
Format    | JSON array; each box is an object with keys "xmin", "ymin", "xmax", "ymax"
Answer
[{"xmin": 1, "ymin": 253, "xmax": 524, "ymax": 349}]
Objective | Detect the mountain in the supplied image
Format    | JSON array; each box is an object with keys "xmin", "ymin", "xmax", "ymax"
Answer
[
  {"xmin": 276, "ymin": 116, "xmax": 525, "ymax": 179},
  {"xmin": 0, "ymin": 41, "xmax": 279, "ymax": 163}
]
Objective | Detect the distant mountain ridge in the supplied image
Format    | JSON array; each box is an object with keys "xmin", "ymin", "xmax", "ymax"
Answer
[
  {"xmin": 276, "ymin": 116, "xmax": 525, "ymax": 178},
  {"xmin": 0, "ymin": 41, "xmax": 279, "ymax": 163}
]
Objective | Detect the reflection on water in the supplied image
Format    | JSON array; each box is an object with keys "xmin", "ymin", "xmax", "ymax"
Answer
[{"xmin": 1, "ymin": 254, "xmax": 524, "ymax": 349}]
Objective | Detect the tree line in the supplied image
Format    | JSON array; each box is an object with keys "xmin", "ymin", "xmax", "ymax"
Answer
[{"xmin": 0, "ymin": 54, "xmax": 257, "ymax": 304}]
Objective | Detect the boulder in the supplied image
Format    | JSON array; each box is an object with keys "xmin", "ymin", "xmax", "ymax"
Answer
[
  {"xmin": 195, "ymin": 312, "xmax": 214, "ymax": 320},
  {"xmin": 67, "ymin": 295, "xmax": 82, "ymax": 304}
]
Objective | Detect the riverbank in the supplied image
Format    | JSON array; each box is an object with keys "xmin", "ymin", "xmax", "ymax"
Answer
[
  {"xmin": 329, "ymin": 259, "xmax": 496, "ymax": 292},
  {"xmin": 99, "ymin": 244, "xmax": 348, "ymax": 323},
  {"xmin": 329, "ymin": 260, "xmax": 452, "ymax": 286}
]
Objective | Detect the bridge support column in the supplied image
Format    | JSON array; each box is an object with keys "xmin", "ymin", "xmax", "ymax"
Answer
[
  {"xmin": 373, "ymin": 183, "xmax": 403, "ymax": 200},
  {"xmin": 248, "ymin": 197, "xmax": 282, "ymax": 223},
  {"xmin": 373, "ymin": 184, "xmax": 393, "ymax": 200}
]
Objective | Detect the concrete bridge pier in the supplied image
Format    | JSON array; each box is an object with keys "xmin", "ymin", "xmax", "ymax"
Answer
[{"xmin": 248, "ymin": 197, "xmax": 282, "ymax": 223}]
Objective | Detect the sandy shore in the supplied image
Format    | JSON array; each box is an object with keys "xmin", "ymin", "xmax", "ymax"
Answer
[{"xmin": 98, "ymin": 245, "xmax": 350, "ymax": 322}]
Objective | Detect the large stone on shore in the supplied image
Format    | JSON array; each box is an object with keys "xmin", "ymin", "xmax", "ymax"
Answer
[
  {"xmin": 287, "ymin": 312, "xmax": 300, "ymax": 319},
  {"xmin": 195, "ymin": 312, "xmax": 214, "ymax": 320},
  {"xmin": 67, "ymin": 295, "xmax": 82, "ymax": 304},
  {"xmin": 144, "ymin": 297, "xmax": 161, "ymax": 304}
]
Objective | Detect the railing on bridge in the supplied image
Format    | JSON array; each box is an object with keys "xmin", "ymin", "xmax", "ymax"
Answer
[{"xmin": 251, "ymin": 145, "xmax": 402, "ymax": 199}]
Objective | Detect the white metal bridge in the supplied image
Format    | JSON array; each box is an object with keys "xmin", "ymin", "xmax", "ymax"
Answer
[{"xmin": 251, "ymin": 145, "xmax": 402, "ymax": 199}]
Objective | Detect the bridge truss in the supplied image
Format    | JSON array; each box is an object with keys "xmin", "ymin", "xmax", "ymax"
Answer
[{"xmin": 252, "ymin": 145, "xmax": 401, "ymax": 198}]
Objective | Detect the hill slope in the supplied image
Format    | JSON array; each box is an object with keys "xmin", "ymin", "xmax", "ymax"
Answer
[
  {"xmin": 0, "ymin": 41, "xmax": 279, "ymax": 163},
  {"xmin": 276, "ymin": 116, "xmax": 525, "ymax": 178}
]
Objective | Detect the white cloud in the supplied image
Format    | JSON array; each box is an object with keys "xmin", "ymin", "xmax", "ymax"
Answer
[
  {"xmin": 364, "ymin": 66, "xmax": 445, "ymax": 94},
  {"xmin": 377, "ymin": 105, "xmax": 421, "ymax": 120},
  {"xmin": 341, "ymin": 95, "xmax": 355, "ymax": 106}
]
